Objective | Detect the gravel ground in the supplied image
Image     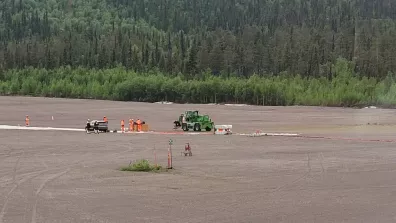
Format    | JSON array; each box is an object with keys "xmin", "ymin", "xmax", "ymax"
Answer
[{"xmin": 1, "ymin": 96, "xmax": 396, "ymax": 223}]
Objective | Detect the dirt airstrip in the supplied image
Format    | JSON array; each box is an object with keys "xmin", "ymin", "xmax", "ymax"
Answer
[{"xmin": 1, "ymin": 96, "xmax": 396, "ymax": 223}]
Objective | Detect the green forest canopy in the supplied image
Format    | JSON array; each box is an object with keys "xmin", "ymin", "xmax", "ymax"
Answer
[{"xmin": 1, "ymin": 0, "xmax": 396, "ymax": 106}]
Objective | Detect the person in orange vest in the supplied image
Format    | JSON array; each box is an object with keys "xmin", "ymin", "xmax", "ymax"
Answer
[
  {"xmin": 121, "ymin": 119, "xmax": 125, "ymax": 133},
  {"xmin": 103, "ymin": 116, "xmax": 108, "ymax": 122},
  {"xmin": 25, "ymin": 115, "xmax": 30, "ymax": 127},
  {"xmin": 128, "ymin": 118, "xmax": 133, "ymax": 132},
  {"xmin": 136, "ymin": 119, "xmax": 142, "ymax": 132}
]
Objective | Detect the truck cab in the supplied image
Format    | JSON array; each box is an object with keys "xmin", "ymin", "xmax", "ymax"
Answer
[{"xmin": 184, "ymin": 111, "xmax": 199, "ymax": 121}]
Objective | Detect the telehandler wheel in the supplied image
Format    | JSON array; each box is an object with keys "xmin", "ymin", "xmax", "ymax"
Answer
[
  {"xmin": 194, "ymin": 123, "xmax": 201, "ymax": 132},
  {"xmin": 205, "ymin": 127, "xmax": 212, "ymax": 131}
]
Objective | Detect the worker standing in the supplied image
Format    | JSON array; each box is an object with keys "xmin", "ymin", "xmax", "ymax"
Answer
[
  {"xmin": 129, "ymin": 118, "xmax": 133, "ymax": 132},
  {"xmin": 136, "ymin": 119, "xmax": 142, "ymax": 132},
  {"xmin": 103, "ymin": 116, "xmax": 108, "ymax": 122},
  {"xmin": 185, "ymin": 143, "xmax": 191, "ymax": 152},
  {"xmin": 25, "ymin": 115, "xmax": 30, "ymax": 127},
  {"xmin": 121, "ymin": 119, "xmax": 125, "ymax": 133}
]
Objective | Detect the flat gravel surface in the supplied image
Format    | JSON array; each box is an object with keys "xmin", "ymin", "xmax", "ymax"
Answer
[{"xmin": 1, "ymin": 96, "xmax": 396, "ymax": 223}]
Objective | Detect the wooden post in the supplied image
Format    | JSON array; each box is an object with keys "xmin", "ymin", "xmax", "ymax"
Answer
[
  {"xmin": 154, "ymin": 146, "xmax": 157, "ymax": 168},
  {"xmin": 167, "ymin": 139, "xmax": 173, "ymax": 169}
]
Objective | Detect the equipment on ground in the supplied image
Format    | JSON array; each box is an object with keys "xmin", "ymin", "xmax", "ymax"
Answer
[
  {"xmin": 214, "ymin": 125, "xmax": 232, "ymax": 135},
  {"xmin": 85, "ymin": 120, "xmax": 108, "ymax": 133},
  {"xmin": 173, "ymin": 110, "xmax": 214, "ymax": 132}
]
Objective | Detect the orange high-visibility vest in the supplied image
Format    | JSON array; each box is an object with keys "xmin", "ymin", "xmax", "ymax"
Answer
[
  {"xmin": 136, "ymin": 119, "xmax": 141, "ymax": 131},
  {"xmin": 121, "ymin": 120, "xmax": 125, "ymax": 126},
  {"xmin": 129, "ymin": 119, "xmax": 133, "ymax": 131},
  {"xmin": 104, "ymin": 117, "xmax": 108, "ymax": 122},
  {"xmin": 25, "ymin": 117, "xmax": 29, "ymax": 126}
]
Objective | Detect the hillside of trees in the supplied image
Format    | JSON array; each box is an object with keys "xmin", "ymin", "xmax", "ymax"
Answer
[{"xmin": 1, "ymin": 0, "xmax": 396, "ymax": 106}]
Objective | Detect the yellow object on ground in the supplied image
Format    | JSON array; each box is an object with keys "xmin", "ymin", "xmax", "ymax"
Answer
[
  {"xmin": 141, "ymin": 124, "xmax": 149, "ymax": 132},
  {"xmin": 132, "ymin": 124, "xmax": 148, "ymax": 132}
]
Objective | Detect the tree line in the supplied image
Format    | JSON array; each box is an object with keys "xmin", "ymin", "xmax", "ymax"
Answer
[
  {"xmin": 1, "ymin": 58, "xmax": 396, "ymax": 107},
  {"xmin": 1, "ymin": 0, "xmax": 396, "ymax": 79}
]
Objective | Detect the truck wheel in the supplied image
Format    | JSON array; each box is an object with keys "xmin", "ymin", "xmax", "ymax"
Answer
[
  {"xmin": 194, "ymin": 123, "xmax": 201, "ymax": 131},
  {"xmin": 205, "ymin": 127, "xmax": 211, "ymax": 131}
]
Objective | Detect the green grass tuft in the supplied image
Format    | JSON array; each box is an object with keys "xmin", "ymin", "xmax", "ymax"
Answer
[{"xmin": 120, "ymin": 159, "xmax": 162, "ymax": 172}]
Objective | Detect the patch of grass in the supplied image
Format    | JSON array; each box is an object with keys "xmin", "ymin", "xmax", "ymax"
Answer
[{"xmin": 120, "ymin": 159, "xmax": 163, "ymax": 172}]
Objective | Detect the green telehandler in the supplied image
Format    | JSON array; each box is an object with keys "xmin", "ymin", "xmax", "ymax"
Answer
[{"xmin": 173, "ymin": 110, "xmax": 214, "ymax": 132}]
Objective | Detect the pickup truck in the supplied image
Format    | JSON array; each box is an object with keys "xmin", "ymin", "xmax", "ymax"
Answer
[{"xmin": 85, "ymin": 120, "xmax": 109, "ymax": 133}]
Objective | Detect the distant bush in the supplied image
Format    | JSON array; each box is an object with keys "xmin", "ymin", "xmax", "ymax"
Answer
[
  {"xmin": 1, "ymin": 58, "xmax": 396, "ymax": 107},
  {"xmin": 120, "ymin": 159, "xmax": 162, "ymax": 172}
]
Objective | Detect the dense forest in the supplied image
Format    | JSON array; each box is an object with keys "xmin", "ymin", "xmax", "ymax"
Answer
[{"xmin": 1, "ymin": 0, "xmax": 396, "ymax": 106}]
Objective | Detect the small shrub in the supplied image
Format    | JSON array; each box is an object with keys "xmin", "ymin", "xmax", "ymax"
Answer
[{"xmin": 120, "ymin": 159, "xmax": 162, "ymax": 172}]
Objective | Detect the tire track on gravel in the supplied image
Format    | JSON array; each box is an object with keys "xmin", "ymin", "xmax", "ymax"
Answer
[
  {"xmin": 29, "ymin": 146, "xmax": 129, "ymax": 223},
  {"xmin": 0, "ymin": 169, "xmax": 49, "ymax": 223},
  {"xmin": 3, "ymin": 147, "xmax": 13, "ymax": 158},
  {"xmin": 4, "ymin": 143, "xmax": 154, "ymax": 223},
  {"xmin": 319, "ymin": 152, "xmax": 326, "ymax": 175},
  {"xmin": 188, "ymin": 153, "xmax": 314, "ymax": 208},
  {"xmin": 31, "ymin": 169, "xmax": 71, "ymax": 223},
  {"xmin": 12, "ymin": 151, "xmax": 24, "ymax": 182},
  {"xmin": 271, "ymin": 153, "xmax": 312, "ymax": 194},
  {"xmin": 173, "ymin": 154, "xmax": 315, "ymax": 199},
  {"xmin": 0, "ymin": 148, "xmax": 27, "ymax": 223},
  {"xmin": 0, "ymin": 151, "xmax": 24, "ymax": 185},
  {"xmin": 0, "ymin": 153, "xmax": 88, "ymax": 223}
]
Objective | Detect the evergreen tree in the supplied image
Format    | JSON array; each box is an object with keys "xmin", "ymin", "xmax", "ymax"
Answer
[{"xmin": 186, "ymin": 40, "xmax": 198, "ymax": 76}]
